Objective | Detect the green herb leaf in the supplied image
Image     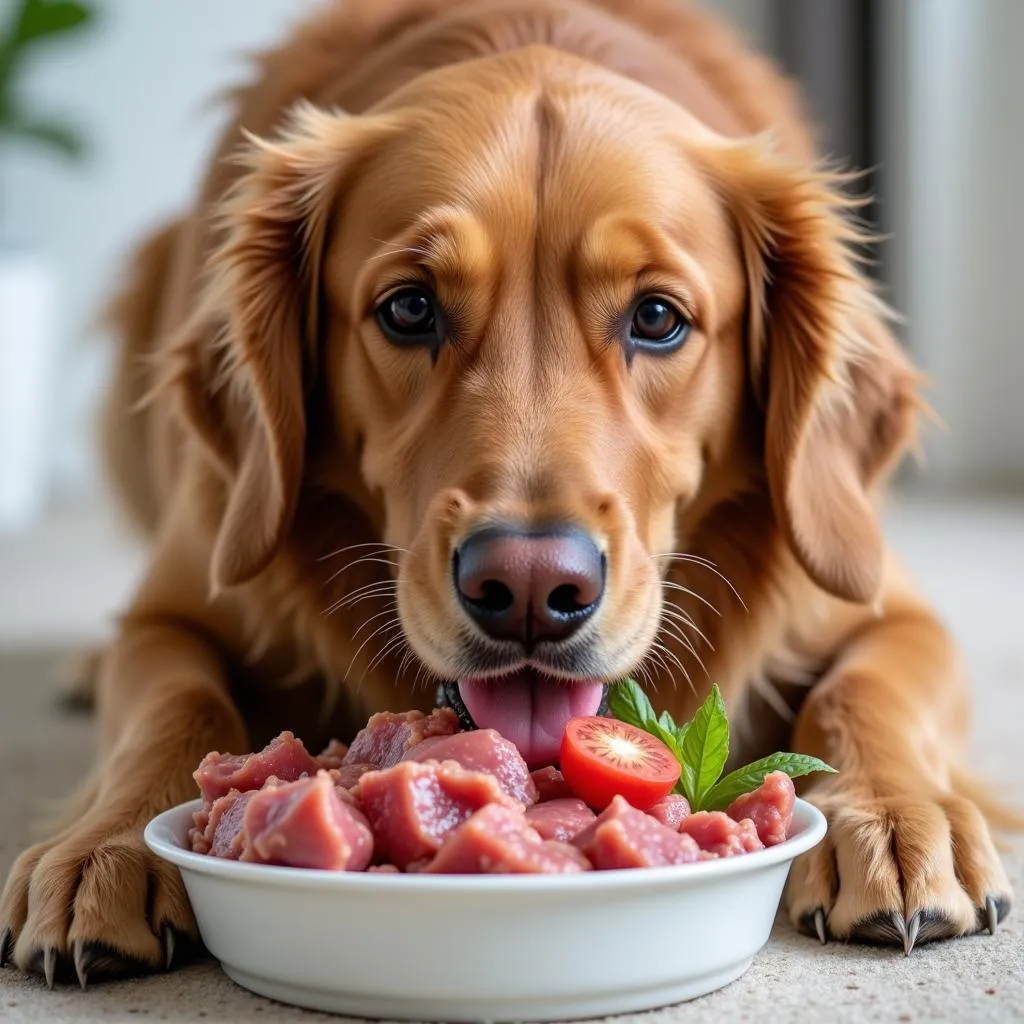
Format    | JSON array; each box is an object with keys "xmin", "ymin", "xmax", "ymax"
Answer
[
  {"xmin": 704, "ymin": 753, "xmax": 838, "ymax": 811},
  {"xmin": 15, "ymin": 1, "xmax": 93, "ymax": 47},
  {"xmin": 677, "ymin": 684, "xmax": 730, "ymax": 810},
  {"xmin": 607, "ymin": 678, "xmax": 658, "ymax": 732},
  {"xmin": 2, "ymin": 115, "xmax": 84, "ymax": 158},
  {"xmin": 657, "ymin": 709, "xmax": 675, "ymax": 733}
]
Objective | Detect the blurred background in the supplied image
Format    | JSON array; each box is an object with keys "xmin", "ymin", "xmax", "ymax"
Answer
[{"xmin": 0, "ymin": 0, "xmax": 1021, "ymax": 654}]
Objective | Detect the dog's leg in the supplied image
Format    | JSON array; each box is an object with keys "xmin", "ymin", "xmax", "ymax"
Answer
[
  {"xmin": 0, "ymin": 620, "xmax": 246, "ymax": 986},
  {"xmin": 785, "ymin": 593, "xmax": 1013, "ymax": 951}
]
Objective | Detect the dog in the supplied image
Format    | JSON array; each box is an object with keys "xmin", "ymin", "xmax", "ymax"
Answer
[{"xmin": 1, "ymin": 0, "xmax": 1014, "ymax": 986}]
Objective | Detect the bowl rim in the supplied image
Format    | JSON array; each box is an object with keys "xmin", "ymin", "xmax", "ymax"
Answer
[{"xmin": 145, "ymin": 796, "xmax": 826, "ymax": 893}]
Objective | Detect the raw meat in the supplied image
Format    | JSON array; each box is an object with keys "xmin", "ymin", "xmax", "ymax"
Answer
[
  {"xmin": 726, "ymin": 771, "xmax": 795, "ymax": 846},
  {"xmin": 524, "ymin": 798, "xmax": 596, "ymax": 842},
  {"xmin": 530, "ymin": 766, "xmax": 575, "ymax": 802},
  {"xmin": 190, "ymin": 788, "xmax": 260, "ymax": 858},
  {"xmin": 193, "ymin": 731, "xmax": 320, "ymax": 804},
  {"xmin": 242, "ymin": 771, "xmax": 374, "ymax": 870},
  {"xmin": 679, "ymin": 811, "xmax": 764, "ymax": 857},
  {"xmin": 328, "ymin": 763, "xmax": 376, "ymax": 789},
  {"xmin": 315, "ymin": 739, "xmax": 349, "ymax": 769},
  {"xmin": 424, "ymin": 805, "xmax": 590, "ymax": 874},
  {"xmin": 355, "ymin": 759, "xmax": 519, "ymax": 869},
  {"xmin": 402, "ymin": 729, "xmax": 537, "ymax": 805},
  {"xmin": 343, "ymin": 708, "xmax": 458, "ymax": 770},
  {"xmin": 573, "ymin": 795, "xmax": 703, "ymax": 869},
  {"xmin": 647, "ymin": 794, "xmax": 691, "ymax": 830}
]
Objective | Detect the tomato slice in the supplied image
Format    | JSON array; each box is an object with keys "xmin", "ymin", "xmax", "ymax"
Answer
[{"xmin": 559, "ymin": 717, "xmax": 681, "ymax": 812}]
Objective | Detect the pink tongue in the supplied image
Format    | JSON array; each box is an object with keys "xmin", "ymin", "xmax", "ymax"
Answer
[{"xmin": 458, "ymin": 674, "xmax": 605, "ymax": 768}]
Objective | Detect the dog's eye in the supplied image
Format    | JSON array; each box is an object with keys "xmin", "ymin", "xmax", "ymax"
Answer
[
  {"xmin": 629, "ymin": 297, "xmax": 690, "ymax": 353},
  {"xmin": 375, "ymin": 287, "xmax": 443, "ymax": 347}
]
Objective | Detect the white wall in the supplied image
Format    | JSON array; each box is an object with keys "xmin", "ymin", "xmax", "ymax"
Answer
[
  {"xmin": 1, "ymin": 0, "xmax": 794, "ymax": 506},
  {"xmin": 881, "ymin": 0, "xmax": 1024, "ymax": 492}
]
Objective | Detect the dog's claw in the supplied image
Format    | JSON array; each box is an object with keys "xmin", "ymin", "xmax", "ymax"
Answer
[
  {"xmin": 0, "ymin": 928, "xmax": 11, "ymax": 968},
  {"xmin": 904, "ymin": 911, "xmax": 920, "ymax": 956},
  {"xmin": 73, "ymin": 940, "xmax": 88, "ymax": 990},
  {"xmin": 986, "ymin": 895, "xmax": 999, "ymax": 935},
  {"xmin": 43, "ymin": 946, "xmax": 56, "ymax": 990},
  {"xmin": 813, "ymin": 907, "xmax": 827, "ymax": 945},
  {"xmin": 163, "ymin": 926, "xmax": 175, "ymax": 971}
]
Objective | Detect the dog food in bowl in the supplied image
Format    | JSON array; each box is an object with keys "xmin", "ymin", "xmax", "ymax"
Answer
[{"xmin": 187, "ymin": 706, "xmax": 798, "ymax": 874}]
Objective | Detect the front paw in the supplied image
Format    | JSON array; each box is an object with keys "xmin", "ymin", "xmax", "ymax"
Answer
[
  {"xmin": 0, "ymin": 820, "xmax": 198, "ymax": 987},
  {"xmin": 786, "ymin": 786, "xmax": 1012, "ymax": 952}
]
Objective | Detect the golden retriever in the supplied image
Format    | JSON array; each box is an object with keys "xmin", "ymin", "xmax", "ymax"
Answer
[{"xmin": 1, "ymin": 0, "xmax": 1013, "ymax": 986}]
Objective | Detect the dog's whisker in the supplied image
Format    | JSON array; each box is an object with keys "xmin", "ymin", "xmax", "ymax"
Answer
[
  {"xmin": 660, "ymin": 553, "xmax": 747, "ymax": 611},
  {"xmin": 658, "ymin": 619, "xmax": 710, "ymax": 680},
  {"xmin": 651, "ymin": 640, "xmax": 695, "ymax": 697},
  {"xmin": 349, "ymin": 603, "xmax": 400, "ymax": 641},
  {"xmin": 344, "ymin": 618, "xmax": 405, "ymax": 681},
  {"xmin": 659, "ymin": 579, "xmax": 721, "ymax": 617},
  {"xmin": 324, "ymin": 555, "xmax": 403, "ymax": 588},
  {"xmin": 318, "ymin": 540, "xmax": 410, "ymax": 564},
  {"xmin": 324, "ymin": 581, "xmax": 398, "ymax": 615},
  {"xmin": 362, "ymin": 632, "xmax": 410, "ymax": 681},
  {"xmin": 660, "ymin": 600, "xmax": 716, "ymax": 651}
]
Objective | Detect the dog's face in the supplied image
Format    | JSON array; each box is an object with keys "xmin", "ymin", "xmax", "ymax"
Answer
[{"xmin": 187, "ymin": 49, "xmax": 916, "ymax": 763}]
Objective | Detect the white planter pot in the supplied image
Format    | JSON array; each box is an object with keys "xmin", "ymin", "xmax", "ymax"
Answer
[{"xmin": 0, "ymin": 248, "xmax": 56, "ymax": 533}]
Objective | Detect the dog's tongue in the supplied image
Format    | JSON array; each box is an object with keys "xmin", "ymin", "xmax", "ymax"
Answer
[{"xmin": 458, "ymin": 673, "xmax": 605, "ymax": 768}]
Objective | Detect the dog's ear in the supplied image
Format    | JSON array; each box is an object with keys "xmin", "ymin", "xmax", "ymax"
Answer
[
  {"xmin": 168, "ymin": 103, "xmax": 392, "ymax": 592},
  {"xmin": 695, "ymin": 139, "xmax": 922, "ymax": 604}
]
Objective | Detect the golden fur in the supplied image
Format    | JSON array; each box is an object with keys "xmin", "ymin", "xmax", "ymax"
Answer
[{"xmin": 1, "ymin": 0, "xmax": 1013, "ymax": 982}]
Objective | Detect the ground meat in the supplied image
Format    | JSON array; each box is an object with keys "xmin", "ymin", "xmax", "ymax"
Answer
[
  {"xmin": 402, "ymin": 729, "xmax": 537, "ymax": 805},
  {"xmin": 725, "ymin": 771, "xmax": 795, "ymax": 846},
  {"xmin": 524, "ymin": 798, "xmax": 596, "ymax": 842},
  {"xmin": 193, "ymin": 731, "xmax": 321, "ymax": 804},
  {"xmin": 530, "ymin": 766, "xmax": 575, "ymax": 802},
  {"xmin": 424, "ymin": 805, "xmax": 591, "ymax": 874},
  {"xmin": 343, "ymin": 708, "xmax": 458, "ymax": 770},
  {"xmin": 573, "ymin": 795, "xmax": 703, "ymax": 869},
  {"xmin": 241, "ymin": 771, "xmax": 374, "ymax": 870},
  {"xmin": 647, "ymin": 794, "xmax": 691, "ymax": 830},
  {"xmin": 679, "ymin": 811, "xmax": 764, "ymax": 857},
  {"xmin": 354, "ymin": 759, "xmax": 519, "ymax": 869},
  {"xmin": 315, "ymin": 739, "xmax": 349, "ymax": 770}
]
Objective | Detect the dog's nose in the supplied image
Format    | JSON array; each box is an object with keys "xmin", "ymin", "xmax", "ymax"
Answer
[{"xmin": 454, "ymin": 526, "xmax": 605, "ymax": 645}]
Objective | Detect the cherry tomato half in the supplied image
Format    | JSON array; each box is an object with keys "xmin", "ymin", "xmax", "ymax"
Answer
[{"xmin": 560, "ymin": 716, "xmax": 681, "ymax": 811}]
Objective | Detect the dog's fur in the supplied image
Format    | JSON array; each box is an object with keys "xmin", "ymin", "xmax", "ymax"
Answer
[{"xmin": 1, "ymin": 0, "xmax": 1014, "ymax": 982}]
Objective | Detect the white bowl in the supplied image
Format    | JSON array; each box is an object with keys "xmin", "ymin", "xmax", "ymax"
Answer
[{"xmin": 145, "ymin": 797, "xmax": 825, "ymax": 1021}]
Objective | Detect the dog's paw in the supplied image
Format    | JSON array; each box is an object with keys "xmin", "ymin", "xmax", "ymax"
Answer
[
  {"xmin": 0, "ymin": 821, "xmax": 198, "ymax": 987},
  {"xmin": 786, "ymin": 786, "xmax": 1012, "ymax": 953}
]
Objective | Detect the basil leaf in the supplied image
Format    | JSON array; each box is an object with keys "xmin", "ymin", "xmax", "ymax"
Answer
[
  {"xmin": 607, "ymin": 678, "xmax": 658, "ymax": 731},
  {"xmin": 678, "ymin": 685, "xmax": 730, "ymax": 810},
  {"xmin": 658, "ymin": 710, "xmax": 676, "ymax": 733},
  {"xmin": 703, "ymin": 753, "xmax": 838, "ymax": 811}
]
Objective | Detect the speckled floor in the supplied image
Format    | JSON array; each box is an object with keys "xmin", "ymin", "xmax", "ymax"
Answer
[{"xmin": 1, "ymin": 496, "xmax": 1022, "ymax": 1022}]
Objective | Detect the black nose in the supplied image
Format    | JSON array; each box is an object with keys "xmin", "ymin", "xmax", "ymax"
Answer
[{"xmin": 453, "ymin": 525, "xmax": 605, "ymax": 646}]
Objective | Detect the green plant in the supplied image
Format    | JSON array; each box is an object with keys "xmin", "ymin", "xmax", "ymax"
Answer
[
  {"xmin": 608, "ymin": 679, "xmax": 836, "ymax": 811},
  {"xmin": 0, "ymin": 0, "xmax": 96, "ymax": 161}
]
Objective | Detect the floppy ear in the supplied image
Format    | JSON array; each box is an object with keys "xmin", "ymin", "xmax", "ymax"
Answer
[
  {"xmin": 696, "ymin": 140, "xmax": 922, "ymax": 604},
  {"xmin": 166, "ymin": 103, "xmax": 390, "ymax": 592}
]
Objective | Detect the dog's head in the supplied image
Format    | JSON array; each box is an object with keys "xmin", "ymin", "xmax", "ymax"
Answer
[{"xmin": 178, "ymin": 48, "xmax": 918, "ymax": 762}]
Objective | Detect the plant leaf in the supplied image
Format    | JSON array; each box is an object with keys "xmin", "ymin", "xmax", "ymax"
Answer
[
  {"xmin": 703, "ymin": 753, "xmax": 838, "ymax": 811},
  {"xmin": 2, "ymin": 115, "xmax": 84, "ymax": 158},
  {"xmin": 15, "ymin": 0, "xmax": 93, "ymax": 46},
  {"xmin": 607, "ymin": 678, "xmax": 658, "ymax": 732},
  {"xmin": 677, "ymin": 684, "xmax": 730, "ymax": 810},
  {"xmin": 657, "ymin": 709, "xmax": 675, "ymax": 733}
]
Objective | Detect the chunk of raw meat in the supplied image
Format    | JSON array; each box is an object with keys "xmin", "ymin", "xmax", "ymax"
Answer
[
  {"xmin": 402, "ymin": 729, "xmax": 537, "ymax": 805},
  {"xmin": 530, "ymin": 766, "xmax": 575, "ymax": 802},
  {"xmin": 241, "ymin": 771, "xmax": 374, "ymax": 870},
  {"xmin": 679, "ymin": 811, "xmax": 764, "ymax": 857},
  {"xmin": 328, "ymin": 763, "xmax": 376, "ymax": 789},
  {"xmin": 355, "ymin": 760, "xmax": 518, "ymax": 869},
  {"xmin": 424, "ymin": 805, "xmax": 591, "ymax": 874},
  {"xmin": 344, "ymin": 708, "xmax": 458, "ymax": 770},
  {"xmin": 726, "ymin": 771, "xmax": 795, "ymax": 846},
  {"xmin": 573, "ymin": 795, "xmax": 702, "ymax": 869},
  {"xmin": 315, "ymin": 739, "xmax": 349, "ymax": 770},
  {"xmin": 525, "ymin": 799, "xmax": 596, "ymax": 842},
  {"xmin": 647, "ymin": 794, "xmax": 691, "ymax": 830},
  {"xmin": 190, "ymin": 789, "xmax": 260, "ymax": 858},
  {"xmin": 193, "ymin": 731, "xmax": 320, "ymax": 804}
]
